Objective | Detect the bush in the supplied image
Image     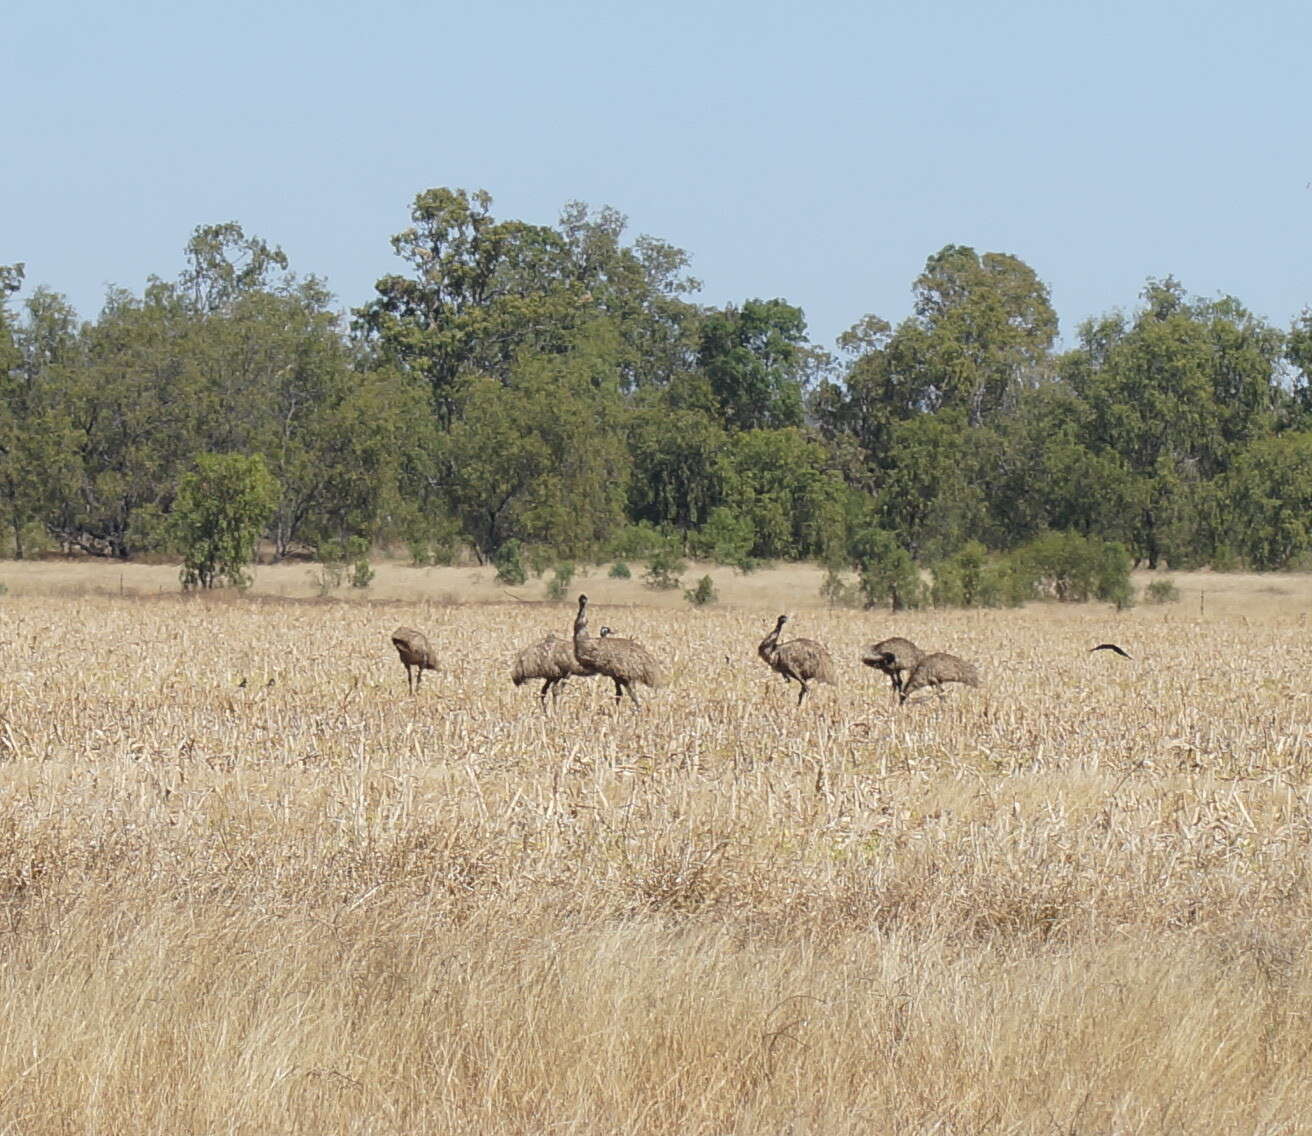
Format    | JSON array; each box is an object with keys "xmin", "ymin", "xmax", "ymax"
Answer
[
  {"xmin": 850, "ymin": 527, "xmax": 923, "ymax": 611},
  {"xmin": 171, "ymin": 453, "xmax": 279, "ymax": 591},
  {"xmin": 684, "ymin": 575, "xmax": 717, "ymax": 606},
  {"xmin": 1145, "ymin": 578, "xmax": 1181, "ymax": 604},
  {"xmin": 493, "ymin": 540, "xmax": 528, "ymax": 586},
  {"xmin": 690, "ymin": 507, "xmax": 757, "ymax": 571},
  {"xmin": 644, "ymin": 547, "xmax": 686, "ymax": 591},
  {"xmin": 347, "ymin": 537, "xmax": 374, "ymax": 589},
  {"xmin": 605, "ymin": 523, "xmax": 670, "ymax": 562},
  {"xmin": 1009, "ymin": 532, "xmax": 1134, "ymax": 606},
  {"xmin": 820, "ymin": 568, "xmax": 863, "ymax": 609},
  {"xmin": 609, "ymin": 561, "xmax": 631, "ymax": 579},
  {"xmin": 546, "ymin": 562, "xmax": 575, "ymax": 601}
]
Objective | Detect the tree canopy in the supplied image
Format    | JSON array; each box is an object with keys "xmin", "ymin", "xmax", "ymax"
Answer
[{"xmin": 2, "ymin": 191, "xmax": 1310, "ymax": 581}]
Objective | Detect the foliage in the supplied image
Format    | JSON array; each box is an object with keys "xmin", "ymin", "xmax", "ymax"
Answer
[
  {"xmin": 1145, "ymin": 577, "xmax": 1181, "ymax": 604},
  {"xmin": 819, "ymin": 568, "xmax": 863, "ymax": 609},
  {"xmin": 493, "ymin": 539, "xmax": 528, "ymax": 586},
  {"xmin": 1010, "ymin": 532, "xmax": 1133, "ymax": 605},
  {"xmin": 608, "ymin": 561, "xmax": 631, "ymax": 579},
  {"xmin": 696, "ymin": 299, "xmax": 813, "ymax": 431},
  {"xmin": 644, "ymin": 546, "xmax": 686, "ymax": 591},
  {"xmin": 689, "ymin": 506, "xmax": 757, "ymax": 570},
  {"xmin": 2, "ymin": 205, "xmax": 1309, "ymax": 580},
  {"xmin": 849, "ymin": 527, "xmax": 923, "ymax": 611},
  {"xmin": 171, "ymin": 453, "xmax": 279, "ymax": 590},
  {"xmin": 545, "ymin": 562, "xmax": 575, "ymax": 601},
  {"xmin": 1224, "ymin": 433, "xmax": 1312, "ymax": 569},
  {"xmin": 683, "ymin": 575, "xmax": 717, "ymax": 607}
]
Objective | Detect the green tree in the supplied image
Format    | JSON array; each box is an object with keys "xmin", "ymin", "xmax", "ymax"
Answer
[
  {"xmin": 171, "ymin": 453, "xmax": 279, "ymax": 589},
  {"xmin": 716, "ymin": 428, "xmax": 848, "ymax": 560},
  {"xmin": 696, "ymin": 299, "xmax": 814, "ymax": 431},
  {"xmin": 438, "ymin": 327, "xmax": 631, "ymax": 561},
  {"xmin": 1225, "ymin": 433, "xmax": 1312, "ymax": 569},
  {"xmin": 1061, "ymin": 279, "xmax": 1284, "ymax": 566},
  {"xmin": 849, "ymin": 527, "xmax": 922, "ymax": 610}
]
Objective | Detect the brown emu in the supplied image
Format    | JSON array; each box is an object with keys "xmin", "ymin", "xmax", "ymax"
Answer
[
  {"xmin": 861, "ymin": 636, "xmax": 925, "ymax": 696},
  {"xmin": 391, "ymin": 626, "xmax": 436, "ymax": 693},
  {"xmin": 512, "ymin": 627, "xmax": 614, "ymax": 709},
  {"xmin": 758, "ymin": 615, "xmax": 836, "ymax": 705},
  {"xmin": 572, "ymin": 596, "xmax": 665, "ymax": 708},
  {"xmin": 900, "ymin": 652, "xmax": 979, "ymax": 703}
]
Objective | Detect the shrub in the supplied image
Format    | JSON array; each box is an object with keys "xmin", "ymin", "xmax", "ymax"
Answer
[
  {"xmin": 605, "ymin": 523, "xmax": 670, "ymax": 562},
  {"xmin": 820, "ymin": 568, "xmax": 863, "ymax": 609},
  {"xmin": 546, "ymin": 562, "xmax": 575, "ymax": 601},
  {"xmin": 493, "ymin": 540, "xmax": 528, "ymax": 586},
  {"xmin": 1009, "ymin": 532, "xmax": 1134, "ymax": 607},
  {"xmin": 690, "ymin": 507, "xmax": 757, "ymax": 571},
  {"xmin": 850, "ymin": 527, "xmax": 923, "ymax": 611},
  {"xmin": 644, "ymin": 547, "xmax": 686, "ymax": 591},
  {"xmin": 171, "ymin": 453, "xmax": 279, "ymax": 591},
  {"xmin": 348, "ymin": 537, "xmax": 374, "ymax": 589},
  {"xmin": 1145, "ymin": 578, "xmax": 1182, "ymax": 604},
  {"xmin": 609, "ymin": 561, "xmax": 632, "ymax": 579},
  {"xmin": 684, "ymin": 575, "xmax": 718, "ymax": 607}
]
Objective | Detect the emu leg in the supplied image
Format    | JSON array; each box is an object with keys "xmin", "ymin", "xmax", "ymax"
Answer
[
  {"xmin": 625, "ymin": 681, "xmax": 641, "ymax": 709},
  {"xmin": 796, "ymin": 681, "xmax": 809, "ymax": 706},
  {"xmin": 539, "ymin": 678, "xmax": 552, "ymax": 710},
  {"xmin": 612, "ymin": 678, "xmax": 624, "ymax": 704},
  {"xmin": 405, "ymin": 664, "xmax": 414, "ymax": 694}
]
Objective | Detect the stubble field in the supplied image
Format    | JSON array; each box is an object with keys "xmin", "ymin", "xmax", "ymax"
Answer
[{"xmin": 1, "ymin": 563, "xmax": 1311, "ymax": 1133}]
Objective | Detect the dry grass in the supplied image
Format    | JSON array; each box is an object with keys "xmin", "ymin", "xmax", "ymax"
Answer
[{"xmin": 0, "ymin": 571, "xmax": 1311, "ymax": 1132}]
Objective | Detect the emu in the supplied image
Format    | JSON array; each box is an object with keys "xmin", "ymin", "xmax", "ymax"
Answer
[
  {"xmin": 391, "ymin": 626, "xmax": 437, "ymax": 693},
  {"xmin": 572, "ymin": 595, "xmax": 665, "ymax": 708},
  {"xmin": 758, "ymin": 614, "xmax": 836, "ymax": 705},
  {"xmin": 861, "ymin": 636, "xmax": 925, "ymax": 696},
  {"xmin": 512, "ymin": 627, "xmax": 614, "ymax": 709},
  {"xmin": 900, "ymin": 652, "xmax": 979, "ymax": 703}
]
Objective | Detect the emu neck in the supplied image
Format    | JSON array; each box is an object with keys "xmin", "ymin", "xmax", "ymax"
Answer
[{"xmin": 574, "ymin": 607, "xmax": 590, "ymax": 644}]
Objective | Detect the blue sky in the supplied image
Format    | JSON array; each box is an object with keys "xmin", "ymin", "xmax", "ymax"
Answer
[{"xmin": 5, "ymin": 0, "xmax": 1309, "ymax": 348}]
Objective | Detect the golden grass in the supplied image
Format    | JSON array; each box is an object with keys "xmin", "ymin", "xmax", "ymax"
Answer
[{"xmin": 0, "ymin": 572, "xmax": 1311, "ymax": 1131}]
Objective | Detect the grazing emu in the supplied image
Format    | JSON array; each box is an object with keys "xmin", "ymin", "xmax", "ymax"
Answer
[
  {"xmin": 391, "ymin": 626, "xmax": 437, "ymax": 693},
  {"xmin": 512, "ymin": 627, "xmax": 614, "ymax": 709},
  {"xmin": 758, "ymin": 615, "xmax": 836, "ymax": 706},
  {"xmin": 1090, "ymin": 643, "xmax": 1133, "ymax": 659},
  {"xmin": 861, "ymin": 636, "xmax": 925, "ymax": 696},
  {"xmin": 572, "ymin": 596, "xmax": 665, "ymax": 708},
  {"xmin": 900, "ymin": 652, "xmax": 979, "ymax": 703}
]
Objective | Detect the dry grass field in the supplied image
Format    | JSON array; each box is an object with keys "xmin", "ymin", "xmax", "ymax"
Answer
[{"xmin": 1, "ymin": 561, "xmax": 1312, "ymax": 1132}]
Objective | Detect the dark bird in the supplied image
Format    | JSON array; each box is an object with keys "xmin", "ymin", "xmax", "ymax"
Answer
[
  {"xmin": 900, "ymin": 652, "xmax": 979, "ymax": 703},
  {"xmin": 861, "ymin": 636, "xmax": 925, "ymax": 696},
  {"xmin": 1090, "ymin": 643, "xmax": 1133, "ymax": 659},
  {"xmin": 391, "ymin": 626, "xmax": 437, "ymax": 693},
  {"xmin": 572, "ymin": 596, "xmax": 665, "ymax": 708},
  {"xmin": 512, "ymin": 627, "xmax": 614, "ymax": 709},
  {"xmin": 758, "ymin": 615, "xmax": 837, "ymax": 706}
]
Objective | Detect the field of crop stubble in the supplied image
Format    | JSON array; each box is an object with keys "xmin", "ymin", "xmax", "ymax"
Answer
[{"xmin": 1, "ymin": 564, "xmax": 1311, "ymax": 1133}]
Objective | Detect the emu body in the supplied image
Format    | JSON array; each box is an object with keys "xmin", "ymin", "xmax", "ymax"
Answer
[
  {"xmin": 512, "ymin": 627, "xmax": 614, "ymax": 709},
  {"xmin": 861, "ymin": 636, "xmax": 925, "ymax": 695},
  {"xmin": 758, "ymin": 615, "xmax": 836, "ymax": 705},
  {"xmin": 900, "ymin": 652, "xmax": 979, "ymax": 703},
  {"xmin": 572, "ymin": 596, "xmax": 664, "ymax": 708},
  {"xmin": 391, "ymin": 626, "xmax": 436, "ymax": 693}
]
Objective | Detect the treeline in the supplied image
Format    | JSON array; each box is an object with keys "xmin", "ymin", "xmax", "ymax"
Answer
[{"xmin": 3, "ymin": 187, "xmax": 1312, "ymax": 588}]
